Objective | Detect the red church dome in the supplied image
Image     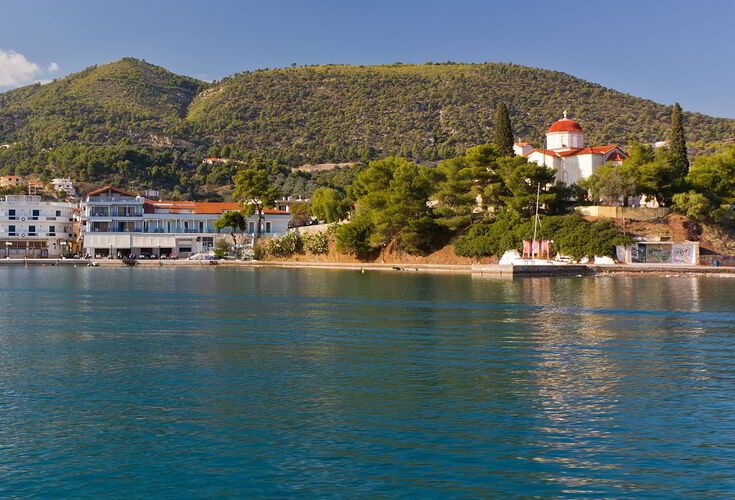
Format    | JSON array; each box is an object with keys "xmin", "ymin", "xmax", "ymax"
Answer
[{"xmin": 547, "ymin": 117, "xmax": 583, "ymax": 133}]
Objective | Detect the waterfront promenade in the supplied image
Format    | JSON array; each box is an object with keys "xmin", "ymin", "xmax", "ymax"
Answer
[{"xmin": 1, "ymin": 257, "xmax": 734, "ymax": 276}]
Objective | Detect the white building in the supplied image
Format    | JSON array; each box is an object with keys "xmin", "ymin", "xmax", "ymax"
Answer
[
  {"xmin": 275, "ymin": 195, "xmax": 310, "ymax": 213},
  {"xmin": 51, "ymin": 178, "xmax": 76, "ymax": 196},
  {"xmin": 81, "ymin": 186, "xmax": 292, "ymax": 258},
  {"xmin": 513, "ymin": 113, "xmax": 627, "ymax": 185},
  {"xmin": 0, "ymin": 195, "xmax": 76, "ymax": 257}
]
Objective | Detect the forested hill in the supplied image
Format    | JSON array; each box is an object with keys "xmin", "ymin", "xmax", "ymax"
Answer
[
  {"xmin": 0, "ymin": 58, "xmax": 733, "ymax": 191},
  {"xmin": 188, "ymin": 63, "xmax": 733, "ymax": 164},
  {"xmin": 0, "ymin": 58, "xmax": 206, "ymax": 148}
]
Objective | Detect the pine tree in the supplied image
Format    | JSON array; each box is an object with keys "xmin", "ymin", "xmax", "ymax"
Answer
[
  {"xmin": 669, "ymin": 102, "xmax": 689, "ymax": 176},
  {"xmin": 493, "ymin": 102, "xmax": 514, "ymax": 156}
]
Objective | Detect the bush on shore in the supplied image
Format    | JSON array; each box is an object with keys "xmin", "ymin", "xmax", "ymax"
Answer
[
  {"xmin": 302, "ymin": 231, "xmax": 330, "ymax": 255},
  {"xmin": 335, "ymin": 216, "xmax": 375, "ymax": 257},
  {"xmin": 267, "ymin": 231, "xmax": 302, "ymax": 257},
  {"xmin": 454, "ymin": 213, "xmax": 631, "ymax": 260}
]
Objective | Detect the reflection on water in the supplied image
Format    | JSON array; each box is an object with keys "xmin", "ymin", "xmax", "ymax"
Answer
[{"xmin": 1, "ymin": 268, "xmax": 735, "ymax": 497}]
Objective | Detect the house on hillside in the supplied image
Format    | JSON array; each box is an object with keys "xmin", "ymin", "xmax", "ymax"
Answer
[
  {"xmin": 513, "ymin": 113, "xmax": 627, "ymax": 185},
  {"xmin": 51, "ymin": 178, "xmax": 76, "ymax": 196},
  {"xmin": 0, "ymin": 176, "xmax": 24, "ymax": 188}
]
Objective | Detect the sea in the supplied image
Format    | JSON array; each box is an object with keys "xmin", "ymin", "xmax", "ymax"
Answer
[{"xmin": 1, "ymin": 267, "xmax": 734, "ymax": 498}]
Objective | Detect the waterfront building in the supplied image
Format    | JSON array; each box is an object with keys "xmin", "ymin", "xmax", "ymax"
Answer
[
  {"xmin": 51, "ymin": 178, "xmax": 76, "ymax": 196},
  {"xmin": 81, "ymin": 186, "xmax": 291, "ymax": 258},
  {"xmin": 0, "ymin": 195, "xmax": 76, "ymax": 257},
  {"xmin": 513, "ymin": 113, "xmax": 627, "ymax": 185}
]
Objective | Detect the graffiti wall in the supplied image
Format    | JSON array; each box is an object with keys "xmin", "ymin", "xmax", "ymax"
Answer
[
  {"xmin": 671, "ymin": 244, "xmax": 694, "ymax": 264},
  {"xmin": 623, "ymin": 242, "xmax": 698, "ymax": 264},
  {"xmin": 646, "ymin": 244, "xmax": 672, "ymax": 263}
]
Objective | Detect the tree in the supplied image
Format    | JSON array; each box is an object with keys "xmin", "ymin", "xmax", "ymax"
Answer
[
  {"xmin": 348, "ymin": 157, "xmax": 440, "ymax": 253},
  {"xmin": 636, "ymin": 149, "xmax": 680, "ymax": 207},
  {"xmin": 214, "ymin": 210, "xmax": 247, "ymax": 246},
  {"xmin": 433, "ymin": 156, "xmax": 478, "ymax": 232},
  {"xmin": 433, "ymin": 144, "xmax": 507, "ymax": 232},
  {"xmin": 669, "ymin": 103, "xmax": 690, "ymax": 177},
  {"xmin": 335, "ymin": 215, "xmax": 374, "ymax": 256},
  {"xmin": 493, "ymin": 102, "xmax": 514, "ymax": 156},
  {"xmin": 679, "ymin": 146, "xmax": 735, "ymax": 225},
  {"xmin": 496, "ymin": 155, "xmax": 557, "ymax": 217},
  {"xmin": 672, "ymin": 191, "xmax": 711, "ymax": 220},
  {"xmin": 619, "ymin": 143, "xmax": 682, "ymax": 207},
  {"xmin": 580, "ymin": 163, "xmax": 638, "ymax": 206},
  {"xmin": 686, "ymin": 146, "xmax": 735, "ymax": 206},
  {"xmin": 289, "ymin": 202, "xmax": 312, "ymax": 227},
  {"xmin": 311, "ymin": 187, "xmax": 349, "ymax": 223},
  {"xmin": 233, "ymin": 166, "xmax": 281, "ymax": 237}
]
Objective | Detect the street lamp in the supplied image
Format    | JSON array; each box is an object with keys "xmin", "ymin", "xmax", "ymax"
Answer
[{"xmin": 5, "ymin": 241, "xmax": 11, "ymax": 259}]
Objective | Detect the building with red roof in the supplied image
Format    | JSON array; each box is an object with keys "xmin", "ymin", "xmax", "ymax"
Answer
[
  {"xmin": 80, "ymin": 186, "xmax": 291, "ymax": 259},
  {"xmin": 513, "ymin": 112, "xmax": 627, "ymax": 185}
]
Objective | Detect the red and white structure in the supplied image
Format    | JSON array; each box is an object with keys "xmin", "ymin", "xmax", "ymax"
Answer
[{"xmin": 513, "ymin": 113, "xmax": 627, "ymax": 185}]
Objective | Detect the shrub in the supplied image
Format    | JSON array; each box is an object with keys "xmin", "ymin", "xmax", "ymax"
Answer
[
  {"xmin": 335, "ymin": 216, "xmax": 375, "ymax": 256},
  {"xmin": 252, "ymin": 242, "xmax": 268, "ymax": 260},
  {"xmin": 268, "ymin": 231, "xmax": 302, "ymax": 257},
  {"xmin": 454, "ymin": 213, "xmax": 631, "ymax": 260},
  {"xmin": 213, "ymin": 239, "xmax": 232, "ymax": 258},
  {"xmin": 302, "ymin": 231, "xmax": 330, "ymax": 254},
  {"xmin": 546, "ymin": 215, "xmax": 631, "ymax": 260}
]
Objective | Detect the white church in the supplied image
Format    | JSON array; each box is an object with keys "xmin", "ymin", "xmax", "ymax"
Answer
[{"xmin": 513, "ymin": 113, "xmax": 627, "ymax": 185}]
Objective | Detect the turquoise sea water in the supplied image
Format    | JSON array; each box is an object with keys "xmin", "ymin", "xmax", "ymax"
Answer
[{"xmin": 1, "ymin": 267, "xmax": 735, "ymax": 498}]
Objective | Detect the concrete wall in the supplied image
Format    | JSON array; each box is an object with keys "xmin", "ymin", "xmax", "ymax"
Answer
[{"xmin": 576, "ymin": 206, "xmax": 671, "ymax": 220}]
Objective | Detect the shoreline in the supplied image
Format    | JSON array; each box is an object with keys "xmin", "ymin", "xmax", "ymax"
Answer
[{"xmin": 1, "ymin": 257, "xmax": 734, "ymax": 277}]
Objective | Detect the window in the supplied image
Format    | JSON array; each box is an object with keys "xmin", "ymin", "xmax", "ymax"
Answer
[
  {"xmin": 9, "ymin": 225, "xmax": 16, "ymax": 236},
  {"xmin": 55, "ymin": 210, "xmax": 61, "ymax": 217},
  {"xmin": 8, "ymin": 209, "xmax": 16, "ymax": 220},
  {"xmin": 31, "ymin": 210, "xmax": 40, "ymax": 220},
  {"xmin": 48, "ymin": 225, "xmax": 56, "ymax": 236},
  {"xmin": 265, "ymin": 221, "xmax": 272, "ymax": 233},
  {"xmin": 248, "ymin": 221, "xmax": 255, "ymax": 233},
  {"xmin": 179, "ymin": 247, "xmax": 192, "ymax": 253},
  {"xmin": 29, "ymin": 225, "xmax": 37, "ymax": 236}
]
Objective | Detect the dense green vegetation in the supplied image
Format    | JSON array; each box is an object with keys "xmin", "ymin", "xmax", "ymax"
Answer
[
  {"xmin": 333, "ymin": 146, "xmax": 624, "ymax": 259},
  {"xmin": 1, "ymin": 58, "xmax": 733, "ymax": 197},
  {"xmin": 673, "ymin": 146, "xmax": 735, "ymax": 227},
  {"xmin": 454, "ymin": 213, "xmax": 631, "ymax": 260}
]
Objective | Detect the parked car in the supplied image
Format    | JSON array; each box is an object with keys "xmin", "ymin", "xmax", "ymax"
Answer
[{"xmin": 188, "ymin": 252, "xmax": 217, "ymax": 261}]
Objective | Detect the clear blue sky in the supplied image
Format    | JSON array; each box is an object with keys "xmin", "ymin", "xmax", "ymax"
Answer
[{"xmin": 3, "ymin": 0, "xmax": 734, "ymax": 118}]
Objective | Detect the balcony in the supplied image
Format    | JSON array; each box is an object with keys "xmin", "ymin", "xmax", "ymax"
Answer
[{"xmin": 88, "ymin": 227, "xmax": 143, "ymax": 233}]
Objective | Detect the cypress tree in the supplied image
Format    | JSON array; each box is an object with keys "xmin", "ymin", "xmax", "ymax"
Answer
[
  {"xmin": 669, "ymin": 102, "xmax": 689, "ymax": 176},
  {"xmin": 493, "ymin": 102, "xmax": 514, "ymax": 156}
]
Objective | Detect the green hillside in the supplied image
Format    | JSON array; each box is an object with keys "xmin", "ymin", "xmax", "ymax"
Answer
[
  {"xmin": 0, "ymin": 58, "xmax": 733, "ymax": 194},
  {"xmin": 188, "ymin": 63, "xmax": 735, "ymax": 164},
  {"xmin": 0, "ymin": 57, "xmax": 206, "ymax": 148}
]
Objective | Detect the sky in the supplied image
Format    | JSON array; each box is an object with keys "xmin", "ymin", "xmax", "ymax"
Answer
[{"xmin": 2, "ymin": 0, "xmax": 734, "ymax": 118}]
